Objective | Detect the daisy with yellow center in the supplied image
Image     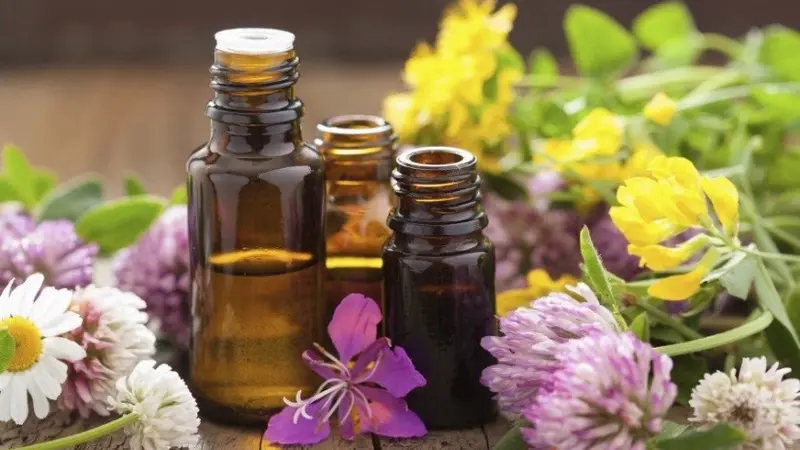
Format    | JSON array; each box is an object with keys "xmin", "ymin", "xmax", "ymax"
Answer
[
  {"xmin": 0, "ymin": 273, "xmax": 86, "ymax": 425},
  {"xmin": 610, "ymin": 155, "xmax": 740, "ymax": 301}
]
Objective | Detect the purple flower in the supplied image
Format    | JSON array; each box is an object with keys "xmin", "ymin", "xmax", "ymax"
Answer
[
  {"xmin": 0, "ymin": 212, "xmax": 97, "ymax": 289},
  {"xmin": 113, "ymin": 205, "xmax": 189, "ymax": 346},
  {"xmin": 484, "ymin": 193, "xmax": 583, "ymax": 292},
  {"xmin": 525, "ymin": 332, "xmax": 677, "ymax": 450},
  {"xmin": 264, "ymin": 294, "xmax": 426, "ymax": 445},
  {"xmin": 480, "ymin": 283, "xmax": 619, "ymax": 416},
  {"xmin": 587, "ymin": 209, "xmax": 642, "ymax": 281}
]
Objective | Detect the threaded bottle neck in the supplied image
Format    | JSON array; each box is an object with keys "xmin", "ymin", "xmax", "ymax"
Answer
[
  {"xmin": 315, "ymin": 115, "xmax": 396, "ymax": 180},
  {"xmin": 388, "ymin": 147, "xmax": 487, "ymax": 236}
]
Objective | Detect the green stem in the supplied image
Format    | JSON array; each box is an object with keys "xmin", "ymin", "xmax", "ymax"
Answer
[
  {"xmin": 739, "ymin": 247, "xmax": 800, "ymax": 263},
  {"xmin": 17, "ymin": 414, "xmax": 139, "ymax": 450},
  {"xmin": 763, "ymin": 221, "xmax": 800, "ymax": 250},
  {"xmin": 615, "ymin": 66, "xmax": 726, "ymax": 97},
  {"xmin": 635, "ymin": 299, "xmax": 704, "ymax": 341},
  {"xmin": 678, "ymin": 82, "xmax": 800, "ymax": 110},
  {"xmin": 656, "ymin": 310, "xmax": 774, "ymax": 357},
  {"xmin": 702, "ymin": 33, "xmax": 743, "ymax": 57},
  {"xmin": 767, "ymin": 216, "xmax": 800, "ymax": 229}
]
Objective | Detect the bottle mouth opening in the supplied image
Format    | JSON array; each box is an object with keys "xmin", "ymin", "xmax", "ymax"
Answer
[
  {"xmin": 399, "ymin": 147, "xmax": 476, "ymax": 170},
  {"xmin": 215, "ymin": 28, "xmax": 295, "ymax": 55},
  {"xmin": 317, "ymin": 115, "xmax": 393, "ymax": 136}
]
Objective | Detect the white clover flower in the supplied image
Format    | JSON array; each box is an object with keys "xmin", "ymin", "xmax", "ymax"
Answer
[
  {"xmin": 690, "ymin": 357, "xmax": 800, "ymax": 449},
  {"xmin": 108, "ymin": 360, "xmax": 199, "ymax": 450}
]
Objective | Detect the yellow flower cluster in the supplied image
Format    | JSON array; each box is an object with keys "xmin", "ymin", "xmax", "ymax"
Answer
[
  {"xmin": 610, "ymin": 156, "xmax": 740, "ymax": 300},
  {"xmin": 383, "ymin": 0, "xmax": 521, "ymax": 171},
  {"xmin": 496, "ymin": 269, "xmax": 578, "ymax": 316},
  {"xmin": 643, "ymin": 92, "xmax": 678, "ymax": 126},
  {"xmin": 535, "ymin": 108, "xmax": 663, "ymax": 206}
]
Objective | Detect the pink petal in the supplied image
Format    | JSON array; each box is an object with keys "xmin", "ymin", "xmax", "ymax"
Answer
[
  {"xmin": 328, "ymin": 294, "xmax": 381, "ymax": 363},
  {"xmin": 302, "ymin": 350, "xmax": 339, "ymax": 380},
  {"xmin": 336, "ymin": 392, "xmax": 360, "ymax": 440},
  {"xmin": 264, "ymin": 401, "xmax": 330, "ymax": 445},
  {"xmin": 359, "ymin": 386, "xmax": 426, "ymax": 438},
  {"xmin": 353, "ymin": 339, "xmax": 426, "ymax": 398}
]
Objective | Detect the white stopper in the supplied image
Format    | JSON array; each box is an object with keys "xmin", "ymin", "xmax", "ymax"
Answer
[{"xmin": 214, "ymin": 28, "xmax": 295, "ymax": 55}]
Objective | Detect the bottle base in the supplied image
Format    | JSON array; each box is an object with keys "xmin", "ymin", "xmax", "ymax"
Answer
[{"xmin": 194, "ymin": 395, "xmax": 281, "ymax": 426}]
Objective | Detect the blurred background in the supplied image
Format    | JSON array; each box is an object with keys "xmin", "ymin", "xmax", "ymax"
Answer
[{"xmin": 0, "ymin": 0, "xmax": 798, "ymax": 196}]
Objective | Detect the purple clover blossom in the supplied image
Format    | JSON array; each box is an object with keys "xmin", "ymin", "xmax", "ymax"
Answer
[
  {"xmin": 0, "ymin": 211, "xmax": 97, "ymax": 289},
  {"xmin": 113, "ymin": 205, "xmax": 189, "ymax": 346},
  {"xmin": 525, "ymin": 332, "xmax": 677, "ymax": 450},
  {"xmin": 480, "ymin": 283, "xmax": 619, "ymax": 416},
  {"xmin": 264, "ymin": 294, "xmax": 426, "ymax": 445}
]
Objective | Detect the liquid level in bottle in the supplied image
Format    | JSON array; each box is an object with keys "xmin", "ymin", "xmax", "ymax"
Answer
[
  {"xmin": 190, "ymin": 249, "xmax": 322, "ymax": 424},
  {"xmin": 325, "ymin": 256, "xmax": 384, "ymax": 324}
]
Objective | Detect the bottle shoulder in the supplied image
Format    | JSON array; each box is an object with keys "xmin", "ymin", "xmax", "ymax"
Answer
[
  {"xmin": 187, "ymin": 141, "xmax": 324, "ymax": 175},
  {"xmin": 384, "ymin": 235, "xmax": 493, "ymax": 258}
]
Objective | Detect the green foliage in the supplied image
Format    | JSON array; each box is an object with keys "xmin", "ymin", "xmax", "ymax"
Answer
[
  {"xmin": 719, "ymin": 255, "xmax": 756, "ymax": 299},
  {"xmin": 633, "ymin": 2, "xmax": 696, "ymax": 53},
  {"xmin": 492, "ymin": 423, "xmax": 526, "ymax": 450},
  {"xmin": 630, "ymin": 312, "xmax": 650, "ymax": 342},
  {"xmin": 761, "ymin": 26, "xmax": 800, "ymax": 81},
  {"xmin": 0, "ymin": 145, "xmax": 57, "ymax": 209},
  {"xmin": 0, "ymin": 327, "xmax": 14, "ymax": 374},
  {"xmin": 564, "ymin": 5, "xmax": 638, "ymax": 78},
  {"xmin": 670, "ymin": 354, "xmax": 708, "ymax": 405},
  {"xmin": 36, "ymin": 177, "xmax": 104, "ymax": 222},
  {"xmin": 578, "ymin": 226, "xmax": 626, "ymax": 328},
  {"xmin": 654, "ymin": 423, "xmax": 746, "ymax": 449},
  {"xmin": 170, "ymin": 185, "xmax": 188, "ymax": 205},
  {"xmin": 75, "ymin": 195, "xmax": 166, "ymax": 256},
  {"xmin": 124, "ymin": 175, "xmax": 147, "ymax": 196},
  {"xmin": 528, "ymin": 47, "xmax": 558, "ymax": 85}
]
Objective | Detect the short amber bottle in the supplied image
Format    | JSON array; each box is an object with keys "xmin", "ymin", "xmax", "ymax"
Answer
[
  {"xmin": 186, "ymin": 28, "xmax": 325, "ymax": 424},
  {"xmin": 314, "ymin": 115, "xmax": 395, "ymax": 329},
  {"xmin": 383, "ymin": 147, "xmax": 497, "ymax": 430}
]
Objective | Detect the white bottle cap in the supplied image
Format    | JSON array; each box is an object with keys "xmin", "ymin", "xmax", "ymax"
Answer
[{"xmin": 214, "ymin": 28, "xmax": 295, "ymax": 55}]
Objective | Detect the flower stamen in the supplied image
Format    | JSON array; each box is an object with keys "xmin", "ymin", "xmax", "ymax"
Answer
[{"xmin": 313, "ymin": 342, "xmax": 351, "ymax": 377}]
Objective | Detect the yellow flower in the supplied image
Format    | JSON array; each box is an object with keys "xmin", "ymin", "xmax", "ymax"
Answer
[
  {"xmin": 648, "ymin": 249, "xmax": 719, "ymax": 301},
  {"xmin": 438, "ymin": 0, "xmax": 517, "ymax": 57},
  {"xmin": 496, "ymin": 269, "xmax": 578, "ymax": 316},
  {"xmin": 609, "ymin": 206, "xmax": 684, "ymax": 246},
  {"xmin": 701, "ymin": 176, "xmax": 740, "ymax": 237},
  {"xmin": 628, "ymin": 234, "xmax": 710, "ymax": 271},
  {"xmin": 383, "ymin": 93, "xmax": 419, "ymax": 141},
  {"xmin": 572, "ymin": 108, "xmax": 624, "ymax": 157},
  {"xmin": 644, "ymin": 92, "xmax": 678, "ymax": 126},
  {"xmin": 623, "ymin": 143, "xmax": 663, "ymax": 179}
]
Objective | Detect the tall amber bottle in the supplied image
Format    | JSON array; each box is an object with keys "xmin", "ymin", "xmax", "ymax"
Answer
[
  {"xmin": 383, "ymin": 147, "xmax": 497, "ymax": 430},
  {"xmin": 314, "ymin": 115, "xmax": 395, "ymax": 328},
  {"xmin": 186, "ymin": 28, "xmax": 324, "ymax": 424}
]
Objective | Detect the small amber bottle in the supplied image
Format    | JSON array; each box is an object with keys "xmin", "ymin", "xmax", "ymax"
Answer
[
  {"xmin": 383, "ymin": 147, "xmax": 497, "ymax": 430},
  {"xmin": 314, "ymin": 115, "xmax": 395, "ymax": 329},
  {"xmin": 186, "ymin": 28, "xmax": 325, "ymax": 424}
]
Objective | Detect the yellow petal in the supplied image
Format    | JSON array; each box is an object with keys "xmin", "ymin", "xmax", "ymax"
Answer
[
  {"xmin": 496, "ymin": 288, "xmax": 535, "ymax": 316},
  {"xmin": 628, "ymin": 234, "xmax": 710, "ymax": 271},
  {"xmin": 648, "ymin": 250, "xmax": 718, "ymax": 301},
  {"xmin": 572, "ymin": 108, "xmax": 623, "ymax": 157},
  {"xmin": 382, "ymin": 93, "xmax": 419, "ymax": 142},
  {"xmin": 624, "ymin": 143, "xmax": 663, "ymax": 178},
  {"xmin": 609, "ymin": 206, "xmax": 684, "ymax": 246},
  {"xmin": 701, "ymin": 176, "xmax": 740, "ymax": 237},
  {"xmin": 643, "ymin": 92, "xmax": 677, "ymax": 126},
  {"xmin": 445, "ymin": 102, "xmax": 470, "ymax": 138}
]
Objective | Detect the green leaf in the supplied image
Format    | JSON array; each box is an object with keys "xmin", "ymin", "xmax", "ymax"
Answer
[
  {"xmin": 657, "ymin": 421, "xmax": 689, "ymax": 440},
  {"xmin": 633, "ymin": 2, "xmax": 696, "ymax": 50},
  {"xmin": 655, "ymin": 423, "xmax": 746, "ymax": 449},
  {"xmin": 754, "ymin": 257, "xmax": 800, "ymax": 353},
  {"xmin": 528, "ymin": 47, "xmax": 558, "ymax": 85},
  {"xmin": 752, "ymin": 87, "xmax": 800, "ymax": 121},
  {"xmin": 492, "ymin": 422, "xmax": 527, "ymax": 450},
  {"xmin": 670, "ymin": 354, "xmax": 708, "ymax": 405},
  {"xmin": 2, "ymin": 145, "xmax": 37, "ymax": 208},
  {"xmin": 34, "ymin": 171, "xmax": 57, "ymax": 201},
  {"xmin": 75, "ymin": 195, "xmax": 166, "ymax": 256},
  {"xmin": 579, "ymin": 226, "xmax": 623, "ymax": 326},
  {"xmin": 170, "ymin": 185, "xmax": 187, "ymax": 205},
  {"xmin": 720, "ymin": 255, "xmax": 756, "ymax": 299},
  {"xmin": 35, "ymin": 177, "xmax": 104, "ymax": 222},
  {"xmin": 124, "ymin": 176, "xmax": 147, "ymax": 196},
  {"xmin": 761, "ymin": 26, "xmax": 800, "ymax": 81},
  {"xmin": 631, "ymin": 312, "xmax": 650, "ymax": 342},
  {"xmin": 564, "ymin": 5, "xmax": 638, "ymax": 78},
  {"xmin": 0, "ymin": 178, "xmax": 23, "ymax": 203},
  {"xmin": 0, "ymin": 327, "xmax": 14, "ymax": 374},
  {"xmin": 764, "ymin": 284, "xmax": 800, "ymax": 375}
]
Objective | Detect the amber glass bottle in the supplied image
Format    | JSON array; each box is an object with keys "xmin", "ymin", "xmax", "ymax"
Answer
[
  {"xmin": 383, "ymin": 147, "xmax": 497, "ymax": 430},
  {"xmin": 314, "ymin": 115, "xmax": 395, "ymax": 330},
  {"xmin": 186, "ymin": 28, "xmax": 325, "ymax": 424}
]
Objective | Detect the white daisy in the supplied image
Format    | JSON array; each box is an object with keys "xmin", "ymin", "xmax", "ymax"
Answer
[
  {"xmin": 59, "ymin": 285, "xmax": 156, "ymax": 417},
  {"xmin": 0, "ymin": 273, "xmax": 86, "ymax": 425},
  {"xmin": 109, "ymin": 360, "xmax": 199, "ymax": 450},
  {"xmin": 690, "ymin": 356, "xmax": 800, "ymax": 449}
]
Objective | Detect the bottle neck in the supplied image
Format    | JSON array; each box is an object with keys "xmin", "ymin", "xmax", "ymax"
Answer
[
  {"xmin": 207, "ymin": 49, "xmax": 303, "ymax": 156},
  {"xmin": 314, "ymin": 115, "xmax": 396, "ymax": 181},
  {"xmin": 388, "ymin": 147, "xmax": 487, "ymax": 237}
]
